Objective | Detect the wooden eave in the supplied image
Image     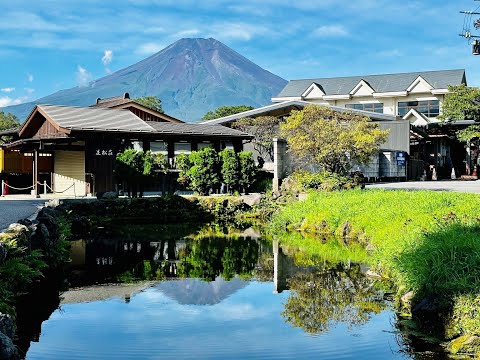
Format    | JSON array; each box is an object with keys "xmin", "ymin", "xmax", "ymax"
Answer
[
  {"xmin": 18, "ymin": 106, "xmax": 71, "ymax": 138},
  {"xmin": 111, "ymin": 102, "xmax": 184, "ymax": 123}
]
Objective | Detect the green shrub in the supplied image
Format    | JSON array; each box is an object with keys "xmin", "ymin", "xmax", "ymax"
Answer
[
  {"xmin": 285, "ymin": 170, "xmax": 361, "ymax": 192},
  {"xmin": 220, "ymin": 149, "xmax": 240, "ymax": 193},
  {"xmin": 177, "ymin": 149, "xmax": 259, "ymax": 195},
  {"xmin": 176, "ymin": 153, "xmax": 191, "ymax": 186},
  {"xmin": 187, "ymin": 147, "xmax": 221, "ymax": 195},
  {"xmin": 239, "ymin": 151, "xmax": 257, "ymax": 193}
]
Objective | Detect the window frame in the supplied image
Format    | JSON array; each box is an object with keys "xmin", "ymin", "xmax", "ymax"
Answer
[{"xmin": 345, "ymin": 103, "xmax": 384, "ymax": 114}]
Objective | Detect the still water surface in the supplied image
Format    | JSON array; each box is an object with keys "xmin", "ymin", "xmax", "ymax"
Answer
[{"xmin": 17, "ymin": 225, "xmax": 448, "ymax": 359}]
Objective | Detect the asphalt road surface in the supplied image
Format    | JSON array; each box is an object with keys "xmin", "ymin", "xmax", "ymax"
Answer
[
  {"xmin": 0, "ymin": 200, "xmax": 45, "ymax": 230},
  {"xmin": 366, "ymin": 180, "xmax": 480, "ymax": 193}
]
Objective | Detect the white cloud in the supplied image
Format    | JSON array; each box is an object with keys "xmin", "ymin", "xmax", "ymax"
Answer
[
  {"xmin": 174, "ymin": 29, "xmax": 200, "ymax": 38},
  {"xmin": 378, "ymin": 49, "xmax": 403, "ymax": 57},
  {"xmin": 76, "ymin": 65, "xmax": 92, "ymax": 87},
  {"xmin": 24, "ymin": 88, "xmax": 35, "ymax": 95},
  {"xmin": 27, "ymin": 73, "xmax": 34, "ymax": 82},
  {"xmin": 313, "ymin": 25, "xmax": 349, "ymax": 37},
  {"xmin": 102, "ymin": 49, "xmax": 113, "ymax": 66},
  {"xmin": 0, "ymin": 11, "xmax": 63, "ymax": 31},
  {"xmin": 136, "ymin": 42, "xmax": 165, "ymax": 55},
  {"xmin": 0, "ymin": 88, "xmax": 15, "ymax": 93},
  {"xmin": 210, "ymin": 22, "xmax": 271, "ymax": 41},
  {"xmin": 144, "ymin": 26, "xmax": 165, "ymax": 34},
  {"xmin": 0, "ymin": 96, "xmax": 26, "ymax": 107}
]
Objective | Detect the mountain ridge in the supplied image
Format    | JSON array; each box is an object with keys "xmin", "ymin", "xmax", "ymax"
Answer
[{"xmin": 1, "ymin": 38, "xmax": 287, "ymax": 122}]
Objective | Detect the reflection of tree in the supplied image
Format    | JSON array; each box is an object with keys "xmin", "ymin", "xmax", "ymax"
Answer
[
  {"xmin": 253, "ymin": 252, "xmax": 274, "ymax": 282},
  {"xmin": 178, "ymin": 237, "xmax": 259, "ymax": 281},
  {"xmin": 282, "ymin": 264, "xmax": 386, "ymax": 334}
]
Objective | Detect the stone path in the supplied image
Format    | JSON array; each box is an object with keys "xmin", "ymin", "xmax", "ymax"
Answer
[{"xmin": 366, "ymin": 180, "xmax": 480, "ymax": 193}]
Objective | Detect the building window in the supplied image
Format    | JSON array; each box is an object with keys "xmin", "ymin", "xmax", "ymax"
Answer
[
  {"xmin": 150, "ymin": 141, "xmax": 168, "ymax": 155},
  {"xmin": 346, "ymin": 103, "xmax": 384, "ymax": 113},
  {"xmin": 132, "ymin": 141, "xmax": 143, "ymax": 151},
  {"xmin": 398, "ymin": 100, "xmax": 440, "ymax": 117},
  {"xmin": 198, "ymin": 142, "xmax": 213, "ymax": 150},
  {"xmin": 220, "ymin": 141, "xmax": 234, "ymax": 150},
  {"xmin": 174, "ymin": 142, "xmax": 191, "ymax": 156}
]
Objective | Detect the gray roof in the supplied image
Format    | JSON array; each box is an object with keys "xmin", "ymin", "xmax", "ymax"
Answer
[
  {"xmin": 202, "ymin": 100, "xmax": 397, "ymax": 125},
  {"xmin": 91, "ymin": 97, "xmax": 132, "ymax": 108},
  {"xmin": 146, "ymin": 121, "xmax": 252, "ymax": 138},
  {"xmin": 38, "ymin": 104, "xmax": 155, "ymax": 132},
  {"xmin": 276, "ymin": 69, "xmax": 466, "ymax": 98}
]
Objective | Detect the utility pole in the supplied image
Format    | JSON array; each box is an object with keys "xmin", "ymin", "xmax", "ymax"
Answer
[{"xmin": 460, "ymin": 1, "xmax": 480, "ymax": 54}]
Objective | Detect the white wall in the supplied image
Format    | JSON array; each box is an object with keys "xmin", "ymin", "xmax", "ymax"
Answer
[
  {"xmin": 53, "ymin": 151, "xmax": 87, "ymax": 196},
  {"xmin": 296, "ymin": 93, "xmax": 444, "ymax": 118}
]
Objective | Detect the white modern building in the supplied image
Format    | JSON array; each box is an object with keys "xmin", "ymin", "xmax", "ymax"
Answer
[{"xmin": 272, "ymin": 69, "xmax": 466, "ymax": 127}]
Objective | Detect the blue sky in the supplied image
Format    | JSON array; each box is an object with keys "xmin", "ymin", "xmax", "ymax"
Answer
[{"xmin": 1, "ymin": 0, "xmax": 480, "ymax": 108}]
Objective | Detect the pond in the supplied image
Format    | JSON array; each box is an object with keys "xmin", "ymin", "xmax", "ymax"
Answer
[{"xmin": 15, "ymin": 225, "xmax": 451, "ymax": 359}]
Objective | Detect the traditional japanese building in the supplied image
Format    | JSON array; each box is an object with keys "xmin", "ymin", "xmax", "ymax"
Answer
[{"xmin": 0, "ymin": 95, "xmax": 251, "ymax": 196}]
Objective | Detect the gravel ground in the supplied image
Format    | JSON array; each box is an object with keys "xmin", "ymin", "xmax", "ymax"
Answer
[{"xmin": 0, "ymin": 199, "xmax": 45, "ymax": 230}]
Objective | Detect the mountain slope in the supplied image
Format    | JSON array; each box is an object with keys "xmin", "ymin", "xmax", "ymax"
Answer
[{"xmin": 2, "ymin": 38, "xmax": 287, "ymax": 122}]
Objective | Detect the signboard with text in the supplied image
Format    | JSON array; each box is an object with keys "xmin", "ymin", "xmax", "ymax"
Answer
[{"xmin": 396, "ymin": 152, "xmax": 406, "ymax": 167}]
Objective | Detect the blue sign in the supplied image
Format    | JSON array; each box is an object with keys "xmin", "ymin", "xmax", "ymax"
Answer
[{"xmin": 396, "ymin": 152, "xmax": 406, "ymax": 167}]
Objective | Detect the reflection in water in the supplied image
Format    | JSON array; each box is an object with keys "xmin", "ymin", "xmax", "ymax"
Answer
[
  {"xmin": 282, "ymin": 264, "xmax": 386, "ymax": 334},
  {"xmin": 68, "ymin": 227, "xmax": 261, "ymax": 285},
  {"xmin": 15, "ymin": 225, "xmax": 441, "ymax": 359}
]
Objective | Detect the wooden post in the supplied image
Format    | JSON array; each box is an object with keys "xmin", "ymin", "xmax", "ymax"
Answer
[
  {"xmin": 35, "ymin": 149, "xmax": 38, "ymax": 195},
  {"xmin": 31, "ymin": 149, "xmax": 39, "ymax": 197}
]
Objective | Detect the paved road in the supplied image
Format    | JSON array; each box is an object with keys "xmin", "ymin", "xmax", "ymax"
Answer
[
  {"xmin": 0, "ymin": 199, "xmax": 45, "ymax": 230},
  {"xmin": 366, "ymin": 180, "xmax": 480, "ymax": 193}
]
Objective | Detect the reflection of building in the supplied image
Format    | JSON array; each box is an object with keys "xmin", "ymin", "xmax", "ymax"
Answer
[
  {"xmin": 67, "ymin": 237, "xmax": 156, "ymax": 286},
  {"xmin": 150, "ymin": 240, "xmax": 187, "ymax": 277},
  {"xmin": 273, "ymin": 240, "xmax": 286, "ymax": 294},
  {"xmin": 272, "ymin": 240, "xmax": 317, "ymax": 294}
]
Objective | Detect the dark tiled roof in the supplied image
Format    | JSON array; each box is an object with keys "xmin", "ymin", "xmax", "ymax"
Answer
[
  {"xmin": 91, "ymin": 95, "xmax": 184, "ymax": 123},
  {"xmin": 38, "ymin": 104, "xmax": 155, "ymax": 132},
  {"xmin": 145, "ymin": 121, "xmax": 252, "ymax": 138},
  {"xmin": 202, "ymin": 100, "xmax": 397, "ymax": 125},
  {"xmin": 276, "ymin": 69, "xmax": 466, "ymax": 97}
]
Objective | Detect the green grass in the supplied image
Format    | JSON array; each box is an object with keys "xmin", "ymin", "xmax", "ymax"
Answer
[
  {"xmin": 269, "ymin": 189, "xmax": 480, "ymax": 343},
  {"xmin": 269, "ymin": 189, "xmax": 480, "ymax": 298}
]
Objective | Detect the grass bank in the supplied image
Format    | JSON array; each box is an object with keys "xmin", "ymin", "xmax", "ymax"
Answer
[{"xmin": 269, "ymin": 189, "xmax": 480, "ymax": 354}]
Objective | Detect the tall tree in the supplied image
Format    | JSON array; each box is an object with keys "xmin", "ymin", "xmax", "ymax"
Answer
[
  {"xmin": 232, "ymin": 116, "xmax": 280, "ymax": 162},
  {"xmin": 201, "ymin": 105, "xmax": 254, "ymax": 121},
  {"xmin": 281, "ymin": 105, "xmax": 389, "ymax": 175},
  {"xmin": 134, "ymin": 96, "xmax": 164, "ymax": 113},
  {"xmin": 0, "ymin": 112, "xmax": 20, "ymax": 144},
  {"xmin": 0, "ymin": 112, "xmax": 20, "ymax": 130},
  {"xmin": 439, "ymin": 84, "xmax": 480, "ymax": 121}
]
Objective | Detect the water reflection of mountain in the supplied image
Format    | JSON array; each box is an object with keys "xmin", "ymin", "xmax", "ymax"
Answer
[{"xmin": 155, "ymin": 277, "xmax": 248, "ymax": 305}]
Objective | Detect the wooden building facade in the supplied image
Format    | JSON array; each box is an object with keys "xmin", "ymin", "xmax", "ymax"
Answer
[{"xmin": 0, "ymin": 97, "xmax": 251, "ymax": 196}]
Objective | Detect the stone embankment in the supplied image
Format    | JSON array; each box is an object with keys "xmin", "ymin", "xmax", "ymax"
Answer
[{"xmin": 0, "ymin": 207, "xmax": 66, "ymax": 360}]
